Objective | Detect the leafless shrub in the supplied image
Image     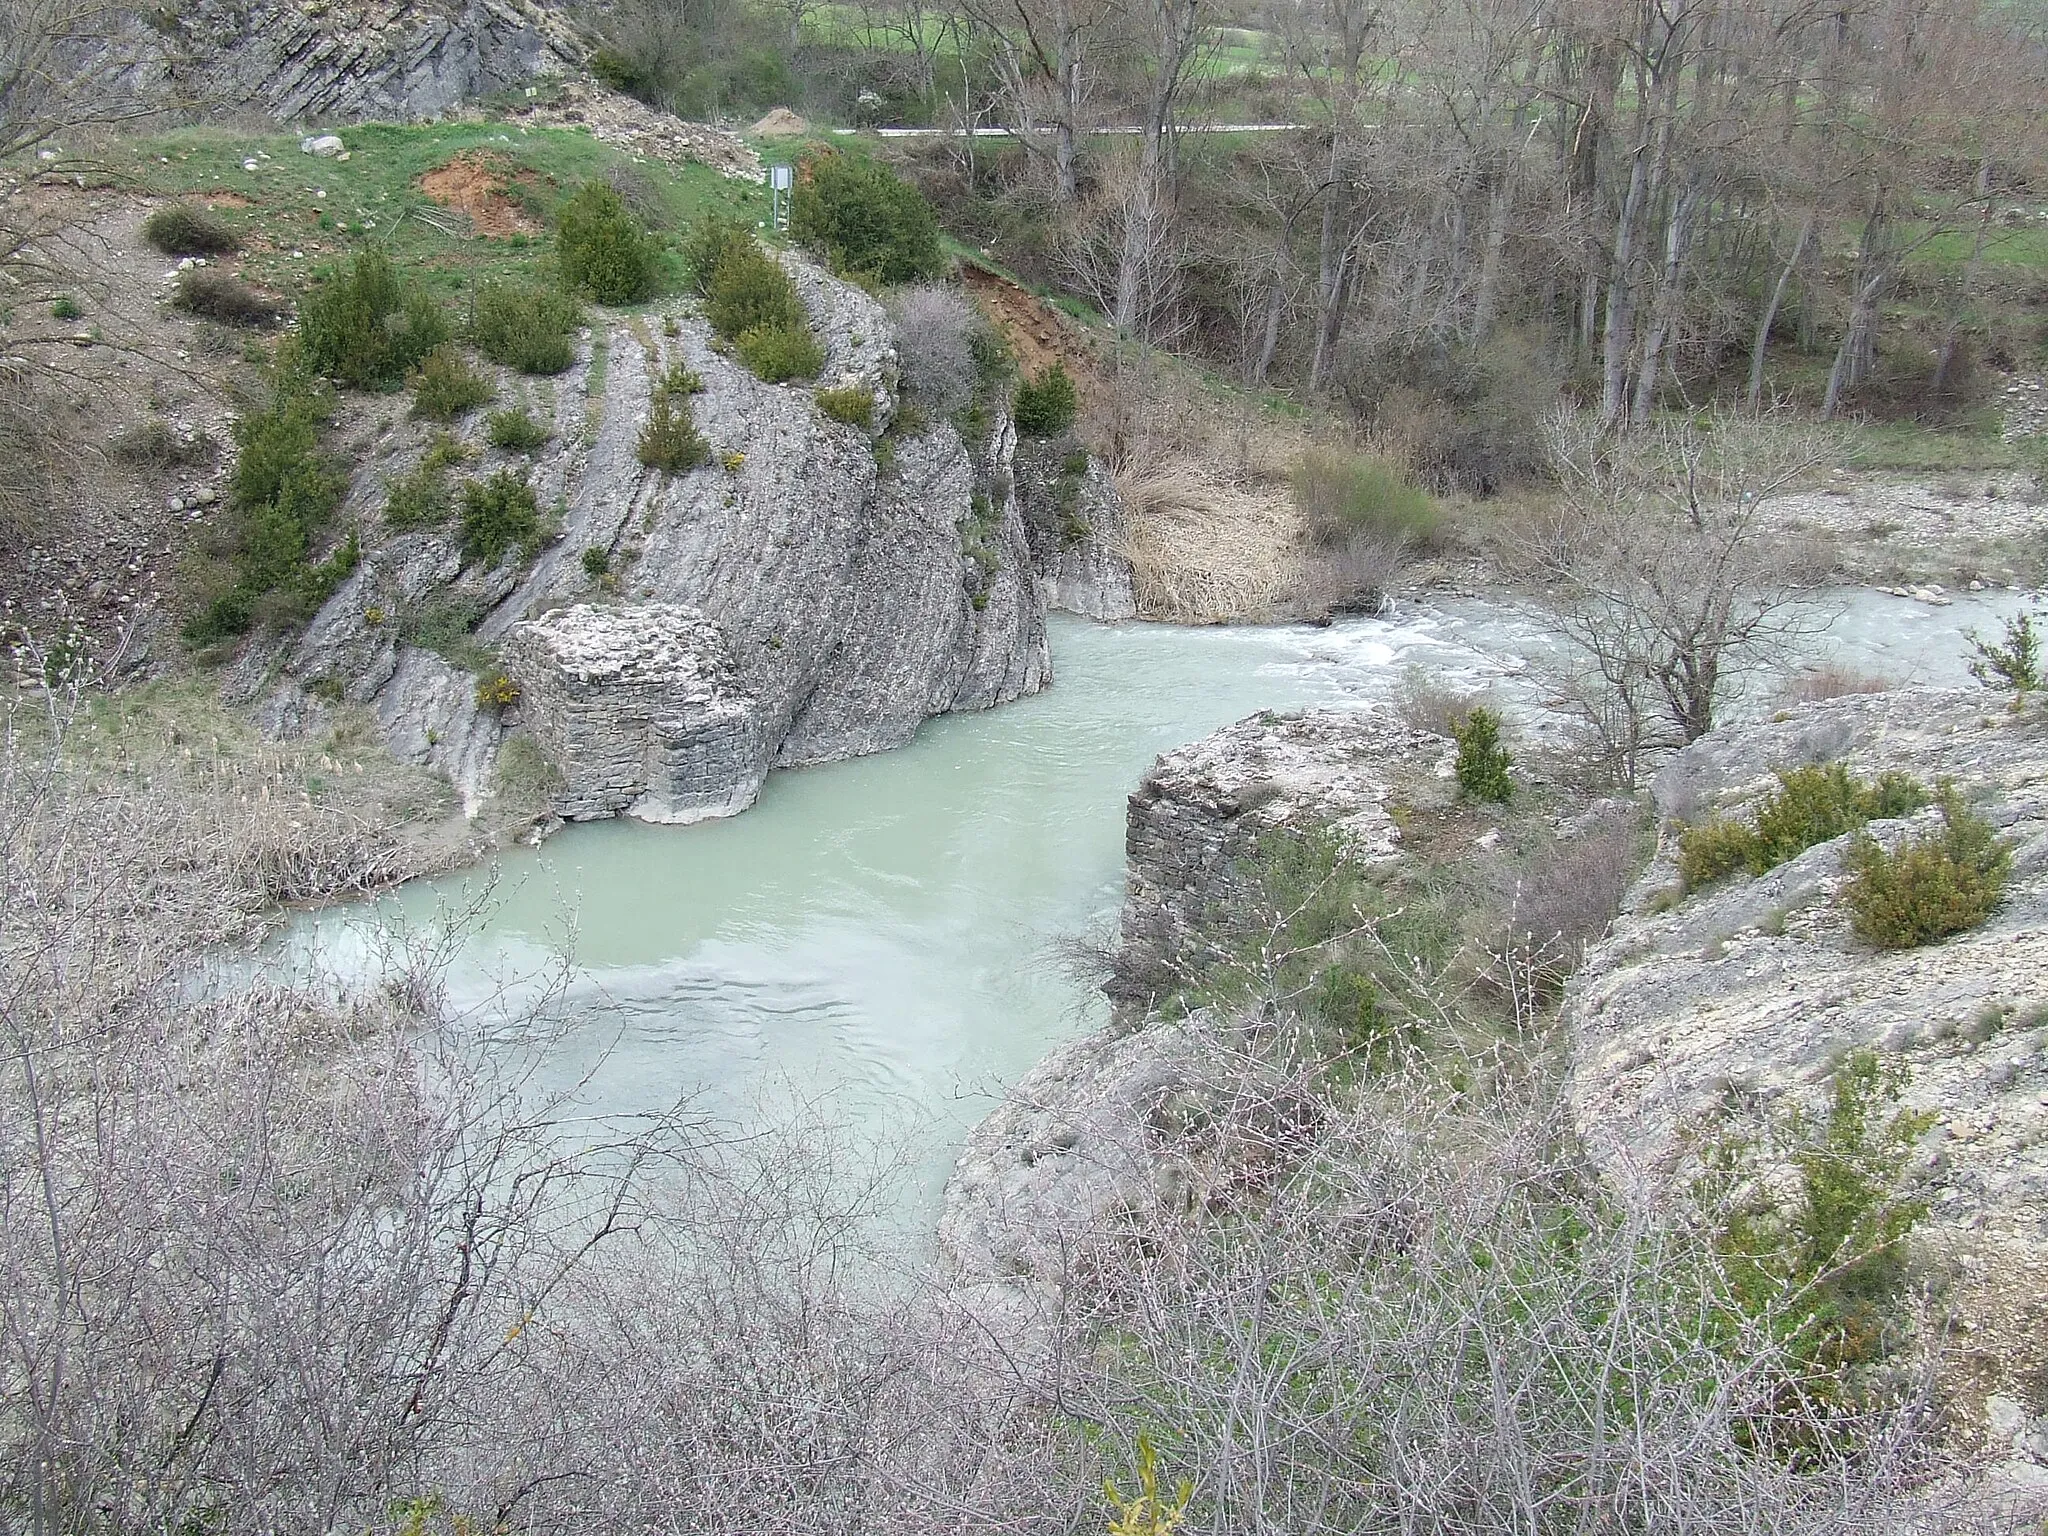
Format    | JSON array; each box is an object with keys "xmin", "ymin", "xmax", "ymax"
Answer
[
  {"xmin": 1037, "ymin": 1051, "xmax": 1968, "ymax": 1536},
  {"xmin": 602, "ymin": 159, "xmax": 672, "ymax": 228},
  {"xmin": 1397, "ymin": 665, "xmax": 1480, "ymax": 736},
  {"xmin": 108, "ymin": 414, "xmax": 217, "ymax": 472},
  {"xmin": 1298, "ymin": 527, "xmax": 1406, "ymax": 613},
  {"xmin": 0, "ymin": 683, "xmax": 699, "ymax": 1533},
  {"xmin": 1499, "ymin": 805, "xmax": 1647, "ymax": 992},
  {"xmin": 1528, "ymin": 409, "xmax": 1844, "ymax": 787},
  {"xmin": 1780, "ymin": 664, "xmax": 1895, "ymax": 706},
  {"xmin": 887, "ymin": 283, "xmax": 977, "ymax": 415}
]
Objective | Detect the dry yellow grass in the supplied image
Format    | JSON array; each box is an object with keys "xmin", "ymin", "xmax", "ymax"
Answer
[
  {"xmin": 1116, "ymin": 465, "xmax": 1306, "ymax": 623},
  {"xmin": 1091, "ymin": 350, "xmax": 1314, "ymax": 623}
]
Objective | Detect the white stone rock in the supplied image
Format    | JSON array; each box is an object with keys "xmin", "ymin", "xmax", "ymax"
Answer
[{"xmin": 300, "ymin": 134, "xmax": 345, "ymax": 157}]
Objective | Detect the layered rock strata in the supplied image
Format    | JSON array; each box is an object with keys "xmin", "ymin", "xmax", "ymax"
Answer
[
  {"xmin": 121, "ymin": 0, "xmax": 573, "ymax": 123},
  {"xmin": 255, "ymin": 253, "xmax": 1056, "ymax": 826},
  {"xmin": 1567, "ymin": 688, "xmax": 2048, "ymax": 1432}
]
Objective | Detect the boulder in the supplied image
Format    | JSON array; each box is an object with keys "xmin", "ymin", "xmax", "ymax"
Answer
[
  {"xmin": 1115, "ymin": 707, "xmax": 1447, "ymax": 1000},
  {"xmin": 943, "ymin": 705, "xmax": 1448, "ymax": 1306},
  {"xmin": 503, "ymin": 604, "xmax": 762, "ymax": 824}
]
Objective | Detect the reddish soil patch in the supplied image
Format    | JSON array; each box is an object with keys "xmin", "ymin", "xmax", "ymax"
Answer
[
  {"xmin": 417, "ymin": 152, "xmax": 543, "ymax": 239},
  {"xmin": 203, "ymin": 190, "xmax": 253, "ymax": 208},
  {"xmin": 960, "ymin": 262, "xmax": 1101, "ymax": 395}
]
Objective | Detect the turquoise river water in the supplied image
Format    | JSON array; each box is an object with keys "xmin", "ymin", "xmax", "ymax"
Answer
[{"xmin": 289, "ymin": 590, "xmax": 2027, "ymax": 1207}]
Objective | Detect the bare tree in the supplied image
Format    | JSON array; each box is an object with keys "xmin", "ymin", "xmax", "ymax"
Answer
[{"xmin": 1530, "ymin": 409, "xmax": 1842, "ymax": 785}]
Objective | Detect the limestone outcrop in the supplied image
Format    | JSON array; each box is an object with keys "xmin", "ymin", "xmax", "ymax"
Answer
[
  {"xmin": 1115, "ymin": 708, "xmax": 1444, "ymax": 1000},
  {"xmin": 118, "ymin": 0, "xmax": 573, "ymax": 124},
  {"xmin": 942, "ymin": 706, "xmax": 1447, "ymax": 1295},
  {"xmin": 1566, "ymin": 688, "xmax": 2048, "ymax": 1432},
  {"xmin": 1015, "ymin": 439, "xmax": 1138, "ymax": 621},
  {"xmin": 256, "ymin": 253, "xmax": 1057, "ymax": 827}
]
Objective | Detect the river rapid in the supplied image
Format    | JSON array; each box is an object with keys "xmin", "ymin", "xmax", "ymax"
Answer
[{"xmin": 287, "ymin": 588, "xmax": 2030, "ymax": 1210}]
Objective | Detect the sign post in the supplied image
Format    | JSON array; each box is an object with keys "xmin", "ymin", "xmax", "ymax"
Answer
[{"xmin": 769, "ymin": 164, "xmax": 793, "ymax": 232}]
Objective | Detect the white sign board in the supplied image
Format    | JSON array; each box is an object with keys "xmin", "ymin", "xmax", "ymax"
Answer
[{"xmin": 769, "ymin": 164, "xmax": 794, "ymax": 191}]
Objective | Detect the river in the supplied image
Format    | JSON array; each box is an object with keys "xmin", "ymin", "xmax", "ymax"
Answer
[{"xmin": 287, "ymin": 587, "xmax": 2029, "ymax": 1208}]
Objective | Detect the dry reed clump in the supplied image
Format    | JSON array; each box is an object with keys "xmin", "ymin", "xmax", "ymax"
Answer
[
  {"xmin": 1780, "ymin": 664, "xmax": 1895, "ymax": 705},
  {"xmin": 1117, "ymin": 463, "xmax": 1306, "ymax": 622},
  {"xmin": 1095, "ymin": 351, "xmax": 1313, "ymax": 623}
]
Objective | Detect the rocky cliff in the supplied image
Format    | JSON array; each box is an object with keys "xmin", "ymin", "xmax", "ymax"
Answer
[
  {"xmin": 242, "ymin": 255, "xmax": 1056, "ymax": 825},
  {"xmin": 1112, "ymin": 708, "xmax": 1440, "ymax": 999},
  {"xmin": 120, "ymin": 0, "xmax": 574, "ymax": 124},
  {"xmin": 1566, "ymin": 688, "xmax": 2048, "ymax": 1447},
  {"xmin": 941, "ymin": 706, "xmax": 1445, "ymax": 1299}
]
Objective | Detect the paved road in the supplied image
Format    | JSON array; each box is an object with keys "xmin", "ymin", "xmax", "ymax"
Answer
[{"xmin": 828, "ymin": 122, "xmax": 1310, "ymax": 138}]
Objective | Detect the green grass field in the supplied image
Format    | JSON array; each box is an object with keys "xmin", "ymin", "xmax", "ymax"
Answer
[{"xmin": 109, "ymin": 119, "xmax": 771, "ymax": 302}]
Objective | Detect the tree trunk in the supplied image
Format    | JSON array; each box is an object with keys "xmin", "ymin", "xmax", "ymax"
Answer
[
  {"xmin": 1823, "ymin": 208, "xmax": 1891, "ymax": 418},
  {"xmin": 1599, "ymin": 146, "xmax": 1650, "ymax": 428},
  {"xmin": 1467, "ymin": 178, "xmax": 1512, "ymax": 345},
  {"xmin": 1747, "ymin": 210, "xmax": 1814, "ymax": 409},
  {"xmin": 1629, "ymin": 182, "xmax": 1700, "ymax": 427}
]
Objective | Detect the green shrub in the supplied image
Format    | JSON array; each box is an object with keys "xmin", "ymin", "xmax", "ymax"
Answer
[
  {"xmin": 1013, "ymin": 362, "xmax": 1078, "ymax": 437},
  {"xmin": 398, "ymin": 593, "xmax": 490, "ymax": 671},
  {"xmin": 690, "ymin": 225, "xmax": 823, "ymax": 384},
  {"xmin": 1966, "ymin": 610, "xmax": 2043, "ymax": 701},
  {"xmin": 383, "ymin": 463, "xmax": 452, "ymax": 530},
  {"xmin": 173, "ymin": 269, "xmax": 282, "ymax": 327},
  {"xmin": 421, "ymin": 431, "xmax": 471, "ymax": 471},
  {"xmin": 487, "ymin": 407, "xmax": 552, "ymax": 451},
  {"xmin": 229, "ymin": 393, "xmax": 329, "ymax": 513},
  {"xmin": 580, "ymin": 545, "xmax": 611, "ymax": 578},
  {"xmin": 1679, "ymin": 764, "xmax": 1931, "ymax": 888},
  {"xmin": 50, "ymin": 295, "xmax": 80, "ymax": 321},
  {"xmin": 587, "ymin": 45, "xmax": 652, "ymax": 98},
  {"xmin": 683, "ymin": 215, "xmax": 758, "ymax": 296},
  {"xmin": 734, "ymin": 324, "xmax": 823, "ymax": 383},
  {"xmin": 1451, "ymin": 706, "xmax": 1513, "ymax": 802},
  {"xmin": 705, "ymin": 242, "xmax": 807, "ymax": 342},
  {"xmin": 1842, "ymin": 788, "xmax": 2010, "ymax": 949},
  {"xmin": 638, "ymin": 388, "xmax": 709, "ymax": 474},
  {"xmin": 459, "ymin": 469, "xmax": 544, "ymax": 568},
  {"xmin": 659, "ymin": 362, "xmax": 704, "ymax": 395},
  {"xmin": 298, "ymin": 248, "xmax": 449, "ymax": 391},
  {"xmin": 815, "ymin": 385, "xmax": 873, "ymax": 428},
  {"xmin": 1293, "ymin": 446, "xmax": 1444, "ymax": 551},
  {"xmin": 1709, "ymin": 1048, "xmax": 1936, "ymax": 1444},
  {"xmin": 410, "ymin": 344, "xmax": 495, "ymax": 420},
  {"xmin": 556, "ymin": 183, "xmax": 660, "ymax": 306},
  {"xmin": 787, "ymin": 151, "xmax": 944, "ymax": 284},
  {"xmin": 184, "ymin": 383, "xmax": 352, "ymax": 644},
  {"xmin": 143, "ymin": 202, "xmax": 239, "ymax": 256},
  {"xmin": 1309, "ymin": 963, "xmax": 1387, "ymax": 1053},
  {"xmin": 1674, "ymin": 817, "xmax": 1756, "ymax": 891},
  {"xmin": 468, "ymin": 281, "xmax": 582, "ymax": 374}
]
